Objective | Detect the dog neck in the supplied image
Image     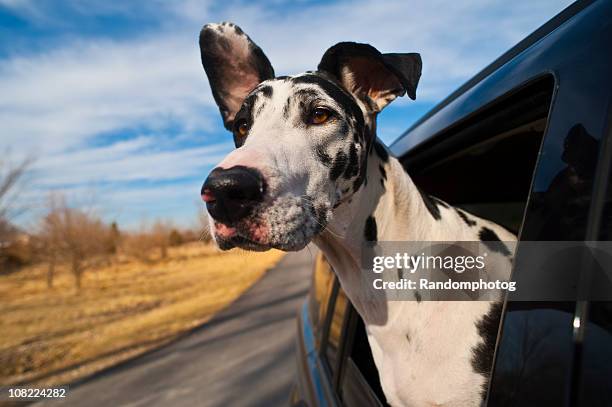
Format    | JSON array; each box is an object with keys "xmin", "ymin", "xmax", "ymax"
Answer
[{"xmin": 313, "ymin": 138, "xmax": 442, "ymax": 325}]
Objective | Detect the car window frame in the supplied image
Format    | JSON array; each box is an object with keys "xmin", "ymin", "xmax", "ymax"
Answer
[{"xmin": 397, "ymin": 73, "xmax": 562, "ymax": 404}]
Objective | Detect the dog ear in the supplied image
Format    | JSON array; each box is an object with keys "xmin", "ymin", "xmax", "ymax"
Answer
[
  {"xmin": 318, "ymin": 42, "xmax": 421, "ymax": 112},
  {"xmin": 199, "ymin": 22, "xmax": 275, "ymax": 130}
]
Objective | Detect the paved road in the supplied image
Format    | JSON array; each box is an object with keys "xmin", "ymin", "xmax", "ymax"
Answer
[{"xmin": 39, "ymin": 249, "xmax": 315, "ymax": 407}]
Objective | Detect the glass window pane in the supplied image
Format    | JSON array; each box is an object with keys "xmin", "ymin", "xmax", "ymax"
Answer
[
  {"xmin": 309, "ymin": 253, "xmax": 336, "ymax": 346},
  {"xmin": 325, "ymin": 286, "xmax": 348, "ymax": 378}
]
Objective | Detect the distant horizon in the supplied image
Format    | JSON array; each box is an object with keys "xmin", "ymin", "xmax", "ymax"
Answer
[{"xmin": 0, "ymin": 0, "xmax": 574, "ymax": 230}]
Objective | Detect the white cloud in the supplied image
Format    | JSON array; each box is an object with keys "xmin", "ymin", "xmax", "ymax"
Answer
[{"xmin": 31, "ymin": 138, "xmax": 232, "ymax": 186}]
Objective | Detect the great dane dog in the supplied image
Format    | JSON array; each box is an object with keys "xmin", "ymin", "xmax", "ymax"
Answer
[{"xmin": 199, "ymin": 22, "xmax": 516, "ymax": 407}]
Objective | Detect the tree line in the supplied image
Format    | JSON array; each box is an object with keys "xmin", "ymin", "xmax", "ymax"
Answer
[{"xmin": 0, "ymin": 156, "xmax": 211, "ymax": 289}]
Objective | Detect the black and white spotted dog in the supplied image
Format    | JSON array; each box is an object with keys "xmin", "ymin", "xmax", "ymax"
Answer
[{"xmin": 199, "ymin": 22, "xmax": 516, "ymax": 407}]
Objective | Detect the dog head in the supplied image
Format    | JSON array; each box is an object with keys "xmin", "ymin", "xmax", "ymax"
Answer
[{"xmin": 199, "ymin": 22, "xmax": 421, "ymax": 251}]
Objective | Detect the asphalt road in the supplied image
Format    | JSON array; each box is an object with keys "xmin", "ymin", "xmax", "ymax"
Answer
[{"xmin": 37, "ymin": 248, "xmax": 315, "ymax": 407}]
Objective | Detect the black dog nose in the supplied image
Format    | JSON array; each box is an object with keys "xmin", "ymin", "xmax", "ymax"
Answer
[{"xmin": 201, "ymin": 166, "xmax": 265, "ymax": 224}]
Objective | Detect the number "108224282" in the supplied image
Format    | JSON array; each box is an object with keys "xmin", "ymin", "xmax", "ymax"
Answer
[{"xmin": 7, "ymin": 387, "xmax": 67, "ymax": 399}]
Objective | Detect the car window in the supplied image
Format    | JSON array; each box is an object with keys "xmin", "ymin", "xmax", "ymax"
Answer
[
  {"xmin": 573, "ymin": 123, "xmax": 612, "ymax": 406},
  {"xmin": 489, "ymin": 74, "xmax": 612, "ymax": 403},
  {"xmin": 403, "ymin": 76, "xmax": 553, "ymax": 234},
  {"xmin": 402, "ymin": 76, "xmax": 564, "ymax": 404}
]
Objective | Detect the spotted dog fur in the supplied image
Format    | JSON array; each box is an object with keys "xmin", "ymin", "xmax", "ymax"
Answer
[{"xmin": 199, "ymin": 22, "xmax": 516, "ymax": 407}]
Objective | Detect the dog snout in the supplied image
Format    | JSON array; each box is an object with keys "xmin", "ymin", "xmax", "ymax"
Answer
[{"xmin": 201, "ymin": 165, "xmax": 265, "ymax": 224}]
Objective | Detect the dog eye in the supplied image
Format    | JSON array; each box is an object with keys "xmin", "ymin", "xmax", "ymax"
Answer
[
  {"xmin": 235, "ymin": 119, "xmax": 249, "ymax": 137},
  {"xmin": 310, "ymin": 108, "xmax": 331, "ymax": 125}
]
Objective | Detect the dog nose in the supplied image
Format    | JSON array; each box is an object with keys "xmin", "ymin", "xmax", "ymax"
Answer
[{"xmin": 201, "ymin": 166, "xmax": 265, "ymax": 224}]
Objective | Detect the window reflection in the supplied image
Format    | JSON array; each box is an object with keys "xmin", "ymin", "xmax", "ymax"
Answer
[{"xmin": 326, "ymin": 287, "xmax": 348, "ymax": 377}]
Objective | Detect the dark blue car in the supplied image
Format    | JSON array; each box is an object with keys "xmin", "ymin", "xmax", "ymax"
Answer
[{"xmin": 291, "ymin": 1, "xmax": 612, "ymax": 405}]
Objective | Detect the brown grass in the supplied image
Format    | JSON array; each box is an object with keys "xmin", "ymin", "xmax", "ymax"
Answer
[{"xmin": 0, "ymin": 242, "xmax": 285, "ymax": 386}]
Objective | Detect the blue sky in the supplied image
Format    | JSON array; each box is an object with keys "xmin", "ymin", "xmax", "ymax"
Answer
[{"xmin": 0, "ymin": 0, "xmax": 573, "ymax": 229}]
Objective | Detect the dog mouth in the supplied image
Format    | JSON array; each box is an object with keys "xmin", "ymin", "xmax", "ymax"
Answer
[
  {"xmin": 213, "ymin": 220, "xmax": 271, "ymax": 251},
  {"xmin": 219, "ymin": 234, "xmax": 272, "ymax": 251},
  {"xmin": 211, "ymin": 197, "xmax": 330, "ymax": 252},
  {"xmin": 213, "ymin": 220, "xmax": 316, "ymax": 252}
]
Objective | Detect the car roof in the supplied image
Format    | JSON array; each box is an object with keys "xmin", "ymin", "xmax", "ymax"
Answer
[{"xmin": 389, "ymin": 0, "xmax": 594, "ymax": 157}]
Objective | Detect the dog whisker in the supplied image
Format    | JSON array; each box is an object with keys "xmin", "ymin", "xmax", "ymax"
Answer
[{"xmin": 296, "ymin": 195, "xmax": 345, "ymax": 240}]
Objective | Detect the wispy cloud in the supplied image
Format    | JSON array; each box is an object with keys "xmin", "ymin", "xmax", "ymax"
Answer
[
  {"xmin": 0, "ymin": 0, "xmax": 573, "ymax": 227},
  {"xmin": 32, "ymin": 139, "xmax": 232, "ymax": 186},
  {"xmin": 0, "ymin": 34, "xmax": 216, "ymax": 153}
]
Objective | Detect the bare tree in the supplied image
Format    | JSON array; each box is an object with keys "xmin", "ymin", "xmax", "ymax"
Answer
[
  {"xmin": 151, "ymin": 221, "xmax": 171, "ymax": 259},
  {"xmin": 38, "ymin": 226, "xmax": 59, "ymax": 288},
  {"xmin": 39, "ymin": 195, "xmax": 109, "ymax": 289},
  {"xmin": 107, "ymin": 221, "xmax": 121, "ymax": 254},
  {"xmin": 122, "ymin": 219, "xmax": 185, "ymax": 263},
  {"xmin": 0, "ymin": 155, "xmax": 32, "ymax": 272},
  {"xmin": 0, "ymin": 155, "xmax": 33, "ymax": 223},
  {"xmin": 122, "ymin": 229, "xmax": 155, "ymax": 264},
  {"xmin": 168, "ymin": 228, "xmax": 184, "ymax": 247}
]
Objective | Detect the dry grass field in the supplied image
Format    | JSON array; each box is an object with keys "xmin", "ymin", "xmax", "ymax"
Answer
[{"xmin": 0, "ymin": 242, "xmax": 284, "ymax": 387}]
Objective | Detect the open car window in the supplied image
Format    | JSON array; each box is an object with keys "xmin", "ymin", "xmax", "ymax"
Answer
[
  {"xmin": 402, "ymin": 75, "xmax": 554, "ymax": 234},
  {"xmin": 338, "ymin": 76, "xmax": 557, "ymax": 405}
]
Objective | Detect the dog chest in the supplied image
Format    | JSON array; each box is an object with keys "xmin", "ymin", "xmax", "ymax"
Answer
[{"xmin": 365, "ymin": 301, "xmax": 493, "ymax": 406}]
